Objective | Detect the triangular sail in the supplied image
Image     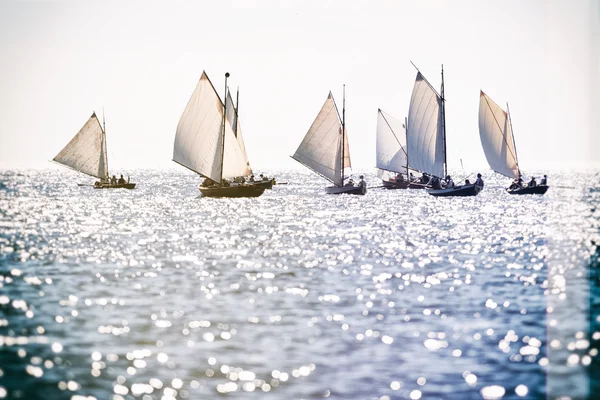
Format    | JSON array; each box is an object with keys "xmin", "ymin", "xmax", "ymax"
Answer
[
  {"xmin": 173, "ymin": 71, "xmax": 251, "ymax": 182},
  {"xmin": 53, "ymin": 113, "xmax": 108, "ymax": 180},
  {"xmin": 406, "ymin": 72, "xmax": 445, "ymax": 178},
  {"xmin": 376, "ymin": 109, "xmax": 408, "ymax": 175},
  {"xmin": 292, "ymin": 93, "xmax": 345, "ymax": 186},
  {"xmin": 478, "ymin": 91, "xmax": 519, "ymax": 179}
]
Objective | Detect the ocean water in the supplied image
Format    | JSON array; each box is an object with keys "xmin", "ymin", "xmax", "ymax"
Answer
[{"xmin": 0, "ymin": 169, "xmax": 598, "ymax": 400}]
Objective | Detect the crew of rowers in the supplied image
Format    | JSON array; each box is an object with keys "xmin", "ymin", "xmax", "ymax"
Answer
[
  {"xmin": 509, "ymin": 174, "xmax": 547, "ymax": 190},
  {"xmin": 201, "ymin": 173, "xmax": 274, "ymax": 187},
  {"xmin": 95, "ymin": 174, "xmax": 129, "ymax": 187},
  {"xmin": 392, "ymin": 172, "xmax": 484, "ymax": 190}
]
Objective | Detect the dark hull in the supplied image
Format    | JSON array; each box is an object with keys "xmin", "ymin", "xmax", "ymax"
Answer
[
  {"xmin": 427, "ymin": 184, "xmax": 480, "ymax": 197},
  {"xmin": 508, "ymin": 185, "xmax": 549, "ymax": 195},
  {"xmin": 93, "ymin": 183, "xmax": 136, "ymax": 189},
  {"xmin": 382, "ymin": 180, "xmax": 428, "ymax": 190},
  {"xmin": 326, "ymin": 185, "xmax": 366, "ymax": 195},
  {"xmin": 199, "ymin": 184, "xmax": 266, "ymax": 198},
  {"xmin": 254, "ymin": 179, "xmax": 274, "ymax": 189}
]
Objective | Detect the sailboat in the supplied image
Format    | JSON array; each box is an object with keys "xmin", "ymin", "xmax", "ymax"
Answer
[
  {"xmin": 53, "ymin": 112, "xmax": 136, "ymax": 189},
  {"xmin": 376, "ymin": 110, "xmax": 426, "ymax": 189},
  {"xmin": 173, "ymin": 71, "xmax": 265, "ymax": 198},
  {"xmin": 405, "ymin": 64, "xmax": 479, "ymax": 197},
  {"xmin": 292, "ymin": 87, "xmax": 366, "ymax": 195},
  {"xmin": 478, "ymin": 91, "xmax": 549, "ymax": 195}
]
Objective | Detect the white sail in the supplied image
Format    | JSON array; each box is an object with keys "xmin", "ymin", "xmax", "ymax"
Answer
[
  {"xmin": 478, "ymin": 91, "xmax": 519, "ymax": 179},
  {"xmin": 292, "ymin": 93, "xmax": 346, "ymax": 186},
  {"xmin": 173, "ymin": 71, "xmax": 251, "ymax": 182},
  {"xmin": 406, "ymin": 72, "xmax": 445, "ymax": 178},
  {"xmin": 376, "ymin": 109, "xmax": 408, "ymax": 175},
  {"xmin": 225, "ymin": 90, "xmax": 253, "ymax": 178},
  {"xmin": 53, "ymin": 113, "xmax": 108, "ymax": 179}
]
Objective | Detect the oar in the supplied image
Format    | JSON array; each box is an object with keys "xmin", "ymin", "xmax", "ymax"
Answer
[
  {"xmin": 367, "ymin": 185, "xmax": 386, "ymax": 189},
  {"xmin": 77, "ymin": 183, "xmax": 94, "ymax": 187},
  {"xmin": 275, "ymin": 182, "xmax": 289, "ymax": 185}
]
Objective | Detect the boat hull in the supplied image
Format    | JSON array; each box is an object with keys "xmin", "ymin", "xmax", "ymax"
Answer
[
  {"xmin": 508, "ymin": 185, "xmax": 549, "ymax": 195},
  {"xmin": 199, "ymin": 184, "xmax": 266, "ymax": 198},
  {"xmin": 326, "ymin": 185, "xmax": 366, "ymax": 195},
  {"xmin": 382, "ymin": 180, "xmax": 428, "ymax": 189},
  {"xmin": 427, "ymin": 184, "xmax": 480, "ymax": 197},
  {"xmin": 254, "ymin": 179, "xmax": 275, "ymax": 189},
  {"xmin": 93, "ymin": 183, "xmax": 136, "ymax": 189}
]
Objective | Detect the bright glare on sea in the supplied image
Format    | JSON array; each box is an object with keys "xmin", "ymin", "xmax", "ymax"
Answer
[{"xmin": 0, "ymin": 168, "xmax": 599, "ymax": 400}]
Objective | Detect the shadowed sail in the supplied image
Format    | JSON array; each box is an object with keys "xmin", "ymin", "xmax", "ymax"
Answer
[
  {"xmin": 173, "ymin": 71, "xmax": 251, "ymax": 183},
  {"xmin": 292, "ymin": 92, "xmax": 350, "ymax": 187},
  {"xmin": 406, "ymin": 72, "xmax": 445, "ymax": 178},
  {"xmin": 478, "ymin": 91, "xmax": 519, "ymax": 179},
  {"xmin": 376, "ymin": 109, "xmax": 408, "ymax": 176},
  {"xmin": 53, "ymin": 112, "xmax": 108, "ymax": 180}
]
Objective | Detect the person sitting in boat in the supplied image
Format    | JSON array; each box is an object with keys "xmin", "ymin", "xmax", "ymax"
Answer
[
  {"xmin": 118, "ymin": 175, "xmax": 125, "ymax": 185},
  {"xmin": 396, "ymin": 174, "xmax": 405, "ymax": 183},
  {"xmin": 420, "ymin": 173, "xmax": 429, "ymax": 184},
  {"xmin": 465, "ymin": 179, "xmax": 471, "ymax": 185},
  {"xmin": 345, "ymin": 178, "xmax": 355, "ymax": 187},
  {"xmin": 249, "ymin": 175, "xmax": 255, "ymax": 182},
  {"xmin": 528, "ymin": 176, "xmax": 537, "ymax": 187},
  {"xmin": 509, "ymin": 178, "xmax": 523, "ymax": 190},
  {"xmin": 201, "ymin": 178, "xmax": 216, "ymax": 187},
  {"xmin": 110, "ymin": 175, "xmax": 117, "ymax": 185},
  {"xmin": 540, "ymin": 175, "xmax": 547, "ymax": 185},
  {"xmin": 445, "ymin": 175, "xmax": 455, "ymax": 189},
  {"xmin": 409, "ymin": 172, "xmax": 415, "ymax": 182},
  {"xmin": 475, "ymin": 173, "xmax": 484, "ymax": 189},
  {"xmin": 359, "ymin": 175, "xmax": 366, "ymax": 187}
]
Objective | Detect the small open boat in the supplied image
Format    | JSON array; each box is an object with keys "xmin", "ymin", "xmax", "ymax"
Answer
[
  {"xmin": 479, "ymin": 91, "xmax": 549, "ymax": 195},
  {"xmin": 173, "ymin": 71, "xmax": 265, "ymax": 198},
  {"xmin": 428, "ymin": 183, "xmax": 480, "ymax": 197},
  {"xmin": 404, "ymin": 64, "xmax": 477, "ymax": 197},
  {"xmin": 292, "ymin": 86, "xmax": 366, "ymax": 195},
  {"xmin": 53, "ymin": 112, "xmax": 136, "ymax": 189},
  {"xmin": 507, "ymin": 185, "xmax": 549, "ymax": 195}
]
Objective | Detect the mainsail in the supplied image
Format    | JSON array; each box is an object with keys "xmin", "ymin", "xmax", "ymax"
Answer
[
  {"xmin": 292, "ymin": 92, "xmax": 350, "ymax": 186},
  {"xmin": 173, "ymin": 71, "xmax": 252, "ymax": 183},
  {"xmin": 478, "ymin": 91, "xmax": 519, "ymax": 179},
  {"xmin": 376, "ymin": 109, "xmax": 408, "ymax": 175},
  {"xmin": 53, "ymin": 112, "xmax": 108, "ymax": 180},
  {"xmin": 406, "ymin": 72, "xmax": 445, "ymax": 178}
]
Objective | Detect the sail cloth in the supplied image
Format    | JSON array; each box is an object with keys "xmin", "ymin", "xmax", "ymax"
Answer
[
  {"xmin": 53, "ymin": 113, "xmax": 108, "ymax": 179},
  {"xmin": 292, "ymin": 92, "xmax": 350, "ymax": 186},
  {"xmin": 406, "ymin": 72, "xmax": 445, "ymax": 178},
  {"xmin": 173, "ymin": 71, "xmax": 251, "ymax": 183},
  {"xmin": 478, "ymin": 91, "xmax": 519, "ymax": 179},
  {"xmin": 376, "ymin": 109, "xmax": 408, "ymax": 175}
]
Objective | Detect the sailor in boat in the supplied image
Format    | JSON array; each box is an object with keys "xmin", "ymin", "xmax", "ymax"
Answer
[
  {"xmin": 540, "ymin": 175, "xmax": 547, "ymax": 185},
  {"xmin": 249, "ymin": 175, "xmax": 255, "ymax": 182},
  {"xmin": 445, "ymin": 175, "xmax": 455, "ymax": 189},
  {"xmin": 201, "ymin": 178, "xmax": 216, "ymax": 187},
  {"xmin": 396, "ymin": 174, "xmax": 405, "ymax": 184},
  {"xmin": 509, "ymin": 177, "xmax": 524, "ymax": 190},
  {"xmin": 118, "ymin": 175, "xmax": 126, "ymax": 185},
  {"xmin": 110, "ymin": 175, "xmax": 117, "ymax": 185},
  {"xmin": 528, "ymin": 176, "xmax": 537, "ymax": 187},
  {"xmin": 359, "ymin": 175, "xmax": 366, "ymax": 189},
  {"xmin": 475, "ymin": 173, "xmax": 484, "ymax": 190},
  {"xmin": 420, "ymin": 173, "xmax": 429, "ymax": 184},
  {"xmin": 345, "ymin": 178, "xmax": 355, "ymax": 187},
  {"xmin": 465, "ymin": 179, "xmax": 471, "ymax": 185},
  {"xmin": 409, "ymin": 172, "xmax": 415, "ymax": 182}
]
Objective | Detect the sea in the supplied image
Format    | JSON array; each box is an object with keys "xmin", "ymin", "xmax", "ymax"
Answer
[{"xmin": 0, "ymin": 168, "xmax": 598, "ymax": 400}]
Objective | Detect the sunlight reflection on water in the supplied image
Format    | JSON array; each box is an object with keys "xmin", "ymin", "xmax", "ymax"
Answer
[{"xmin": 0, "ymin": 168, "xmax": 598, "ymax": 399}]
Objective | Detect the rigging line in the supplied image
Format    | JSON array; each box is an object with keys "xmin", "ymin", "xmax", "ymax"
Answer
[{"xmin": 481, "ymin": 93, "xmax": 519, "ymax": 172}]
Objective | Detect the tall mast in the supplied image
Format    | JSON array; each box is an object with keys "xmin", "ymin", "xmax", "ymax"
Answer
[
  {"xmin": 341, "ymin": 84, "xmax": 346, "ymax": 185},
  {"xmin": 102, "ymin": 109, "xmax": 108, "ymax": 180},
  {"xmin": 506, "ymin": 102, "xmax": 520, "ymax": 176},
  {"xmin": 219, "ymin": 72, "xmax": 230, "ymax": 183},
  {"xmin": 234, "ymin": 86, "xmax": 239, "ymax": 136},
  {"xmin": 440, "ymin": 65, "xmax": 447, "ymax": 178},
  {"xmin": 405, "ymin": 116, "xmax": 409, "ymax": 177}
]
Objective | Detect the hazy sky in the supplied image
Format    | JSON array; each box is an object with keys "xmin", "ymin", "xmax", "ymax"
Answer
[{"xmin": 0, "ymin": 0, "xmax": 598, "ymax": 173}]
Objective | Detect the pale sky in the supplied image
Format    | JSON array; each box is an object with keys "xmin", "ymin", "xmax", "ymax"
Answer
[{"xmin": 0, "ymin": 0, "xmax": 598, "ymax": 173}]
